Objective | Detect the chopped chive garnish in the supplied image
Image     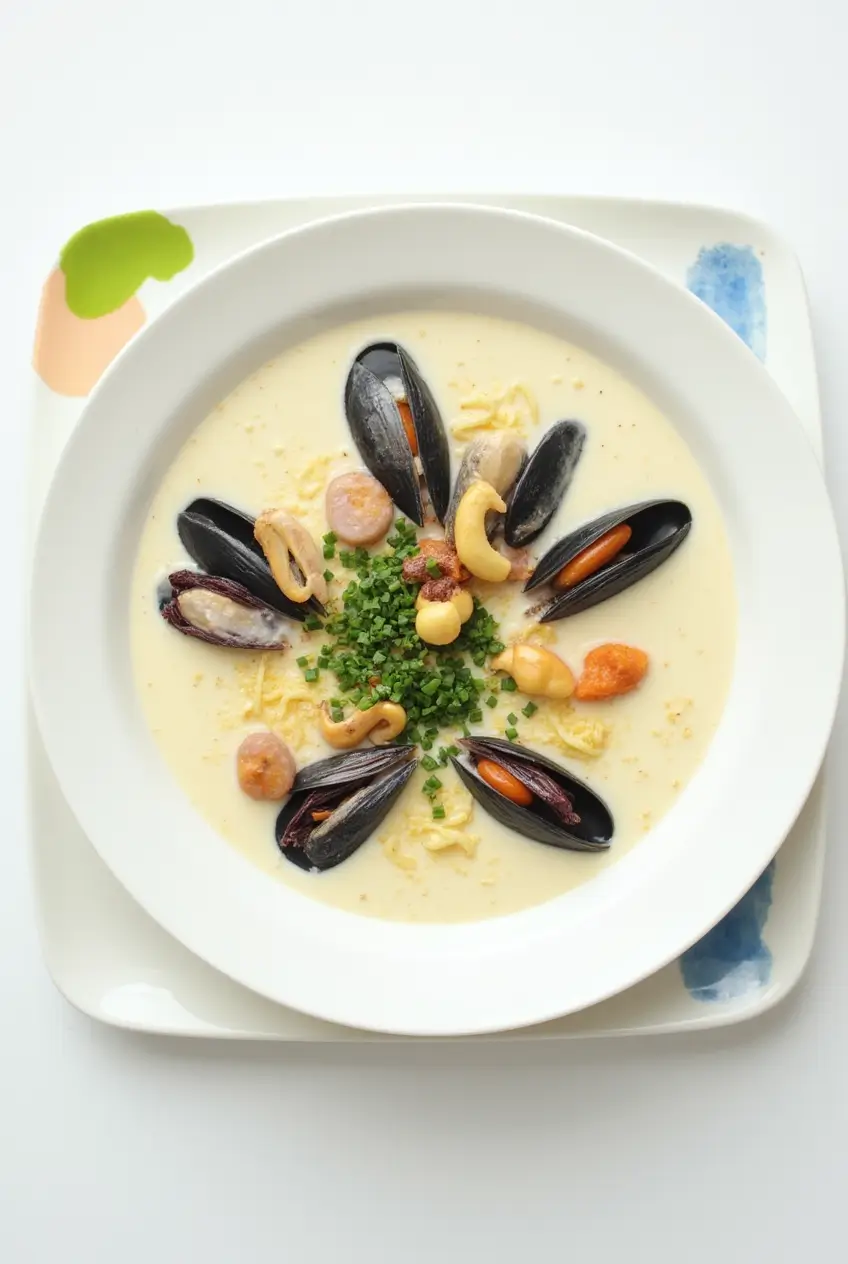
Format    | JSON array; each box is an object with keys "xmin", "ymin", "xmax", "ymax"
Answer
[
  {"xmin": 432, "ymin": 804, "xmax": 446, "ymax": 820},
  {"xmin": 507, "ymin": 712, "xmax": 518, "ymax": 725},
  {"xmin": 323, "ymin": 569, "xmax": 334, "ymax": 583},
  {"xmin": 522, "ymin": 701, "xmax": 538, "ymax": 718},
  {"xmin": 304, "ymin": 668, "xmax": 319, "ymax": 682},
  {"xmin": 323, "ymin": 531, "xmax": 337, "ymax": 545},
  {"xmin": 296, "ymin": 655, "xmax": 309, "ymax": 667},
  {"xmin": 505, "ymin": 726, "xmax": 519, "ymax": 740},
  {"xmin": 500, "ymin": 677, "xmax": 517, "ymax": 692},
  {"xmin": 421, "ymin": 755, "xmax": 438, "ymax": 771},
  {"xmin": 486, "ymin": 694, "xmax": 498, "ymax": 708},
  {"xmin": 313, "ymin": 518, "xmax": 503, "ymax": 743},
  {"xmin": 425, "ymin": 557, "xmax": 441, "ymax": 578}
]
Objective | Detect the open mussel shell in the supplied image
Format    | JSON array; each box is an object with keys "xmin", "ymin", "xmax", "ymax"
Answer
[
  {"xmin": 344, "ymin": 342, "xmax": 451, "ymax": 525},
  {"xmin": 276, "ymin": 745, "xmax": 417, "ymax": 871},
  {"xmin": 161, "ymin": 570, "xmax": 290, "ymax": 649},
  {"xmin": 504, "ymin": 420, "xmax": 585, "ymax": 547},
  {"xmin": 177, "ymin": 498, "xmax": 323, "ymax": 622},
  {"xmin": 451, "ymin": 737, "xmax": 613, "ymax": 852},
  {"xmin": 526, "ymin": 498, "xmax": 692, "ymax": 620}
]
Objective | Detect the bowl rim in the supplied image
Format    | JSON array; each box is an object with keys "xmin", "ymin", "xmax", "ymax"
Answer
[{"xmin": 28, "ymin": 202, "xmax": 846, "ymax": 1035}]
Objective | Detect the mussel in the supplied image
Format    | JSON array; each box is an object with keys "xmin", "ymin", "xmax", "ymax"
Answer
[
  {"xmin": 176, "ymin": 497, "xmax": 324, "ymax": 623},
  {"xmin": 526, "ymin": 499, "xmax": 692, "ymax": 620},
  {"xmin": 444, "ymin": 433, "xmax": 527, "ymax": 543},
  {"xmin": 504, "ymin": 420, "xmax": 585, "ymax": 547},
  {"xmin": 344, "ymin": 343, "xmax": 451, "ymax": 525},
  {"xmin": 451, "ymin": 737, "xmax": 613, "ymax": 852},
  {"xmin": 275, "ymin": 745, "xmax": 417, "ymax": 871},
  {"xmin": 160, "ymin": 571, "xmax": 290, "ymax": 649}
]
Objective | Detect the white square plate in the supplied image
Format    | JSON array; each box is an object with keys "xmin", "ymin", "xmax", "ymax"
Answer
[{"xmin": 27, "ymin": 193, "xmax": 826, "ymax": 1039}]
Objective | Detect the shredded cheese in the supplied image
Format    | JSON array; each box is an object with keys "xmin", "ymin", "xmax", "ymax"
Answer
[
  {"xmin": 379, "ymin": 775, "xmax": 479, "ymax": 866},
  {"xmin": 524, "ymin": 701, "xmax": 612, "ymax": 760},
  {"xmin": 232, "ymin": 654, "xmax": 328, "ymax": 745},
  {"xmin": 297, "ymin": 454, "xmax": 334, "ymax": 501},
  {"xmin": 381, "ymin": 835, "xmax": 418, "ymax": 871},
  {"xmin": 451, "ymin": 381, "xmax": 540, "ymax": 439}
]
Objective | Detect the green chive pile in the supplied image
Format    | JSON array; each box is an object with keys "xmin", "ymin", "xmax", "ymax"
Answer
[{"xmin": 303, "ymin": 519, "xmax": 506, "ymax": 751}]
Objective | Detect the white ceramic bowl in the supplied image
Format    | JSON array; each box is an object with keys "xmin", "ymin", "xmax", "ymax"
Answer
[{"xmin": 29, "ymin": 205, "xmax": 844, "ymax": 1036}]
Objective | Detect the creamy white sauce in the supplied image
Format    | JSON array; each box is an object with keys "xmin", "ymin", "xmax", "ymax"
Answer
[{"xmin": 130, "ymin": 310, "xmax": 736, "ymax": 924}]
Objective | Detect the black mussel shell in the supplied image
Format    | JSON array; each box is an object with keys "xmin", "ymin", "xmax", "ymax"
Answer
[
  {"xmin": 344, "ymin": 342, "xmax": 451, "ymax": 525},
  {"xmin": 177, "ymin": 498, "xmax": 323, "ymax": 622},
  {"xmin": 276, "ymin": 754, "xmax": 417, "ymax": 871},
  {"xmin": 397, "ymin": 346, "xmax": 451, "ymax": 524},
  {"xmin": 160, "ymin": 570, "xmax": 289, "ymax": 649},
  {"xmin": 452, "ymin": 737, "xmax": 613, "ymax": 852},
  {"xmin": 345, "ymin": 361, "xmax": 421, "ymax": 524},
  {"xmin": 525, "ymin": 499, "xmax": 692, "ymax": 620},
  {"xmin": 504, "ymin": 420, "xmax": 585, "ymax": 547},
  {"xmin": 293, "ymin": 744, "xmax": 417, "ymax": 793}
]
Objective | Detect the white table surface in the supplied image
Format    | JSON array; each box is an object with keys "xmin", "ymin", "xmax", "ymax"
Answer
[{"xmin": 2, "ymin": 1, "xmax": 847, "ymax": 1259}]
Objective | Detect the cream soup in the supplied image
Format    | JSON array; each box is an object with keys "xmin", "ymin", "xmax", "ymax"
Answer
[{"xmin": 130, "ymin": 310, "xmax": 736, "ymax": 923}]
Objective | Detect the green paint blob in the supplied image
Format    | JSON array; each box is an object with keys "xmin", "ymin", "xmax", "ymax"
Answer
[{"xmin": 59, "ymin": 211, "xmax": 194, "ymax": 319}]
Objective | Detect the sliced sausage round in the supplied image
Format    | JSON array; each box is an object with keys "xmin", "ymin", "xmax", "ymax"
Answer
[{"xmin": 325, "ymin": 471, "xmax": 394, "ymax": 546}]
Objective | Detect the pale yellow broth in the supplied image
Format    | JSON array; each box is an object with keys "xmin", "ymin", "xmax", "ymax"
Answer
[{"xmin": 130, "ymin": 310, "xmax": 736, "ymax": 923}]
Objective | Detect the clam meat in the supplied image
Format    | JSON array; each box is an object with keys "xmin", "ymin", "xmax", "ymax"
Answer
[{"xmin": 160, "ymin": 571, "xmax": 290, "ymax": 649}]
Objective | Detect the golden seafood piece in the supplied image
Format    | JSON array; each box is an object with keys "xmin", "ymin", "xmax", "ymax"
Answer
[
  {"xmin": 318, "ymin": 700, "xmax": 407, "ymax": 749},
  {"xmin": 454, "ymin": 481, "xmax": 511, "ymax": 582},
  {"xmin": 254, "ymin": 509, "xmax": 328, "ymax": 604},
  {"xmin": 415, "ymin": 599, "xmax": 462, "ymax": 645},
  {"xmin": 491, "ymin": 643, "xmax": 575, "ymax": 699}
]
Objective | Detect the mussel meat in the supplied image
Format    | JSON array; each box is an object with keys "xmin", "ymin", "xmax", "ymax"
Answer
[
  {"xmin": 176, "ymin": 497, "xmax": 324, "ymax": 622},
  {"xmin": 526, "ymin": 499, "xmax": 692, "ymax": 620},
  {"xmin": 161, "ymin": 571, "xmax": 290, "ymax": 649},
  {"xmin": 444, "ymin": 432, "xmax": 527, "ymax": 543},
  {"xmin": 504, "ymin": 419, "xmax": 585, "ymax": 547},
  {"xmin": 451, "ymin": 737, "xmax": 613, "ymax": 852},
  {"xmin": 275, "ymin": 745, "xmax": 417, "ymax": 871},
  {"xmin": 344, "ymin": 343, "xmax": 451, "ymax": 525}
]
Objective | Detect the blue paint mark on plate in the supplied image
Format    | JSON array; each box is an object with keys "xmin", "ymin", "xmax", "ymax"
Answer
[
  {"xmin": 680, "ymin": 863, "xmax": 775, "ymax": 1002},
  {"xmin": 686, "ymin": 243, "xmax": 767, "ymax": 360},
  {"xmin": 678, "ymin": 240, "xmax": 773, "ymax": 1002}
]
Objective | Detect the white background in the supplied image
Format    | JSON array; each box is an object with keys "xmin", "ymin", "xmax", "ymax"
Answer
[{"xmin": 2, "ymin": 1, "xmax": 847, "ymax": 1259}]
